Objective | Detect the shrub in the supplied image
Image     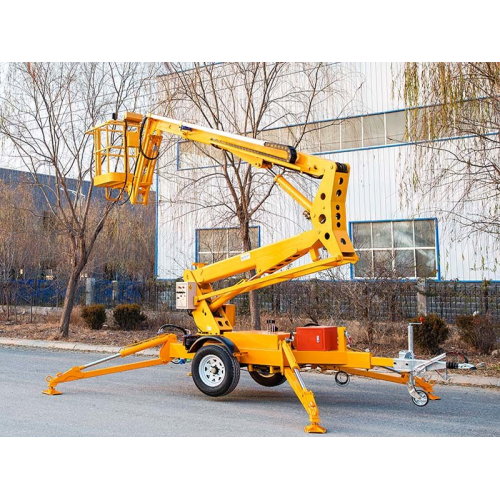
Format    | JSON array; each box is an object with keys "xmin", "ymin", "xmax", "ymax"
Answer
[
  {"xmin": 81, "ymin": 304, "xmax": 106, "ymax": 330},
  {"xmin": 411, "ymin": 314, "xmax": 449, "ymax": 354},
  {"xmin": 113, "ymin": 304, "xmax": 146, "ymax": 330},
  {"xmin": 456, "ymin": 314, "xmax": 498, "ymax": 355}
]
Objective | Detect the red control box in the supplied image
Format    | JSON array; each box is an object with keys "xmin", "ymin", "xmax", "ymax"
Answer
[{"xmin": 294, "ymin": 326, "xmax": 338, "ymax": 351}]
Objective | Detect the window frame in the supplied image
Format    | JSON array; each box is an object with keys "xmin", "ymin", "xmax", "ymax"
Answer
[
  {"xmin": 195, "ymin": 226, "xmax": 261, "ymax": 265},
  {"xmin": 175, "ymin": 110, "xmax": 410, "ymax": 170},
  {"xmin": 349, "ymin": 218, "xmax": 440, "ymax": 281},
  {"xmin": 176, "ymin": 101, "xmax": 498, "ymax": 171}
]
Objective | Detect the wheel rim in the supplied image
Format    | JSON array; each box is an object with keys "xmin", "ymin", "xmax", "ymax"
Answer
[
  {"xmin": 199, "ymin": 354, "xmax": 226, "ymax": 387},
  {"xmin": 256, "ymin": 370, "xmax": 274, "ymax": 378},
  {"xmin": 412, "ymin": 390, "xmax": 428, "ymax": 406}
]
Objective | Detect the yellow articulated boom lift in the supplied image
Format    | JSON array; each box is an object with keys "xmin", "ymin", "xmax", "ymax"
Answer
[{"xmin": 43, "ymin": 112, "xmax": 475, "ymax": 434}]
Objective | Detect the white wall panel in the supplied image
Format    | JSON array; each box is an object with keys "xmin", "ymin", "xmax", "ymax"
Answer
[{"xmin": 157, "ymin": 63, "xmax": 499, "ymax": 282}]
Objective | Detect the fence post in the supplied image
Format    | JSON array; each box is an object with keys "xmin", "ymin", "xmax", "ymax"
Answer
[
  {"xmin": 416, "ymin": 278, "xmax": 428, "ymax": 316},
  {"xmin": 112, "ymin": 280, "xmax": 118, "ymax": 305},
  {"xmin": 482, "ymin": 279, "xmax": 490, "ymax": 315},
  {"xmin": 85, "ymin": 277, "xmax": 95, "ymax": 306}
]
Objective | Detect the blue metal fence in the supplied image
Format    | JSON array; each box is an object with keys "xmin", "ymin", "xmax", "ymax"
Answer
[
  {"xmin": 2, "ymin": 278, "xmax": 499, "ymax": 323},
  {"xmin": 3, "ymin": 279, "xmax": 172, "ymax": 309},
  {"xmin": 7, "ymin": 279, "xmax": 78, "ymax": 308}
]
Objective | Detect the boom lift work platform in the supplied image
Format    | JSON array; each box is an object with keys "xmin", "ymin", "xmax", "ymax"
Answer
[{"xmin": 43, "ymin": 112, "xmax": 475, "ymax": 434}]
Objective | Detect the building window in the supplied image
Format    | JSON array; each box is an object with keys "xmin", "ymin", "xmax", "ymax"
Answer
[
  {"xmin": 363, "ymin": 113, "xmax": 385, "ymax": 147},
  {"xmin": 177, "ymin": 105, "xmax": 477, "ymax": 170},
  {"xmin": 385, "ymin": 110, "xmax": 407, "ymax": 144},
  {"xmin": 177, "ymin": 112, "xmax": 408, "ymax": 169},
  {"xmin": 196, "ymin": 226, "xmax": 260, "ymax": 264},
  {"xmin": 351, "ymin": 219, "xmax": 438, "ymax": 279},
  {"xmin": 319, "ymin": 121, "xmax": 340, "ymax": 152},
  {"xmin": 341, "ymin": 117, "xmax": 363, "ymax": 150}
]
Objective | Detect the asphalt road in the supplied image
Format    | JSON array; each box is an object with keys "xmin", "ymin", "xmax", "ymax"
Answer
[{"xmin": 1, "ymin": 345, "xmax": 499, "ymax": 437}]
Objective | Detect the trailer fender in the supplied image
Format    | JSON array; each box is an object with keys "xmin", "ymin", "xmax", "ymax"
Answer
[{"xmin": 187, "ymin": 336, "xmax": 238, "ymax": 355}]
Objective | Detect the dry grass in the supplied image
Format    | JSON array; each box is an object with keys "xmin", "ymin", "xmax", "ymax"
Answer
[{"xmin": 70, "ymin": 305, "xmax": 87, "ymax": 328}]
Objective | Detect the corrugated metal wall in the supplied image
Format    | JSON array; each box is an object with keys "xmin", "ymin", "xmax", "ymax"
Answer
[{"xmin": 157, "ymin": 62, "xmax": 499, "ymax": 282}]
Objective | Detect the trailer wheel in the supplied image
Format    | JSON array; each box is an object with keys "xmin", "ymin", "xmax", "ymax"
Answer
[
  {"xmin": 411, "ymin": 389, "xmax": 429, "ymax": 407},
  {"xmin": 335, "ymin": 371, "xmax": 350, "ymax": 386},
  {"xmin": 249, "ymin": 369, "xmax": 287, "ymax": 387},
  {"xmin": 192, "ymin": 345, "xmax": 240, "ymax": 397}
]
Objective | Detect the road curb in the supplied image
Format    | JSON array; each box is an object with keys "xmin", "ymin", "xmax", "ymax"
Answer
[
  {"xmin": 1, "ymin": 337, "xmax": 499, "ymax": 387},
  {"xmin": 435, "ymin": 376, "xmax": 500, "ymax": 387},
  {"xmin": 0, "ymin": 337, "xmax": 159, "ymax": 357}
]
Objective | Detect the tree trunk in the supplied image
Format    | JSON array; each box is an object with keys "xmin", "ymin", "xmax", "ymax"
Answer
[
  {"xmin": 6, "ymin": 287, "xmax": 11, "ymax": 321},
  {"xmin": 248, "ymin": 285, "xmax": 261, "ymax": 330},
  {"xmin": 241, "ymin": 222, "xmax": 261, "ymax": 330},
  {"xmin": 58, "ymin": 270, "xmax": 80, "ymax": 338}
]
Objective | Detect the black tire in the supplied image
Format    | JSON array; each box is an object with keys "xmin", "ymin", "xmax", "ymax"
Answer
[
  {"xmin": 192, "ymin": 344, "xmax": 240, "ymax": 397},
  {"xmin": 249, "ymin": 369, "xmax": 287, "ymax": 387},
  {"xmin": 335, "ymin": 371, "xmax": 350, "ymax": 386}
]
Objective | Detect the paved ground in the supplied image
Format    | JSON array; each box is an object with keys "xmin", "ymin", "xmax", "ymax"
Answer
[{"xmin": 1, "ymin": 345, "xmax": 499, "ymax": 437}]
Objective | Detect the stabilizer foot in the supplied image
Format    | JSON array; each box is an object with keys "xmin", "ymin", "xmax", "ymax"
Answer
[
  {"xmin": 42, "ymin": 387, "xmax": 62, "ymax": 396},
  {"xmin": 305, "ymin": 423, "xmax": 326, "ymax": 434}
]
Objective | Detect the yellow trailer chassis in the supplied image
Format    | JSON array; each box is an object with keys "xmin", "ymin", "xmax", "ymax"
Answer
[{"xmin": 43, "ymin": 328, "xmax": 441, "ymax": 434}]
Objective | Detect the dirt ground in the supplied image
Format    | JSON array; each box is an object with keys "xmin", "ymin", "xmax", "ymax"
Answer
[{"xmin": 1, "ymin": 311, "xmax": 499, "ymax": 378}]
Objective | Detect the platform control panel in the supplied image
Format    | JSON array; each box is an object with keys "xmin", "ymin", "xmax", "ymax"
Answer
[{"xmin": 176, "ymin": 282, "xmax": 197, "ymax": 310}]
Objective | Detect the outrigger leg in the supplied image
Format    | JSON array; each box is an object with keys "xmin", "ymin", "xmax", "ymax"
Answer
[
  {"xmin": 282, "ymin": 341, "xmax": 326, "ymax": 434},
  {"xmin": 42, "ymin": 334, "xmax": 178, "ymax": 395}
]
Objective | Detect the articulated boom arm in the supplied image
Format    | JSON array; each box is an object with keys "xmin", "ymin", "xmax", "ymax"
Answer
[
  {"xmin": 88, "ymin": 112, "xmax": 358, "ymax": 334},
  {"xmin": 46, "ymin": 113, "xmax": 467, "ymax": 434}
]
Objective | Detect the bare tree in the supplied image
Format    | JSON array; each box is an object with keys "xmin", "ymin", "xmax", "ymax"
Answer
[
  {"xmin": 399, "ymin": 63, "xmax": 500, "ymax": 246},
  {"xmin": 158, "ymin": 62, "xmax": 354, "ymax": 329},
  {"xmin": 0, "ymin": 180, "xmax": 39, "ymax": 318},
  {"xmin": 0, "ymin": 62, "xmax": 159, "ymax": 337},
  {"xmin": 88, "ymin": 199, "xmax": 156, "ymax": 281}
]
